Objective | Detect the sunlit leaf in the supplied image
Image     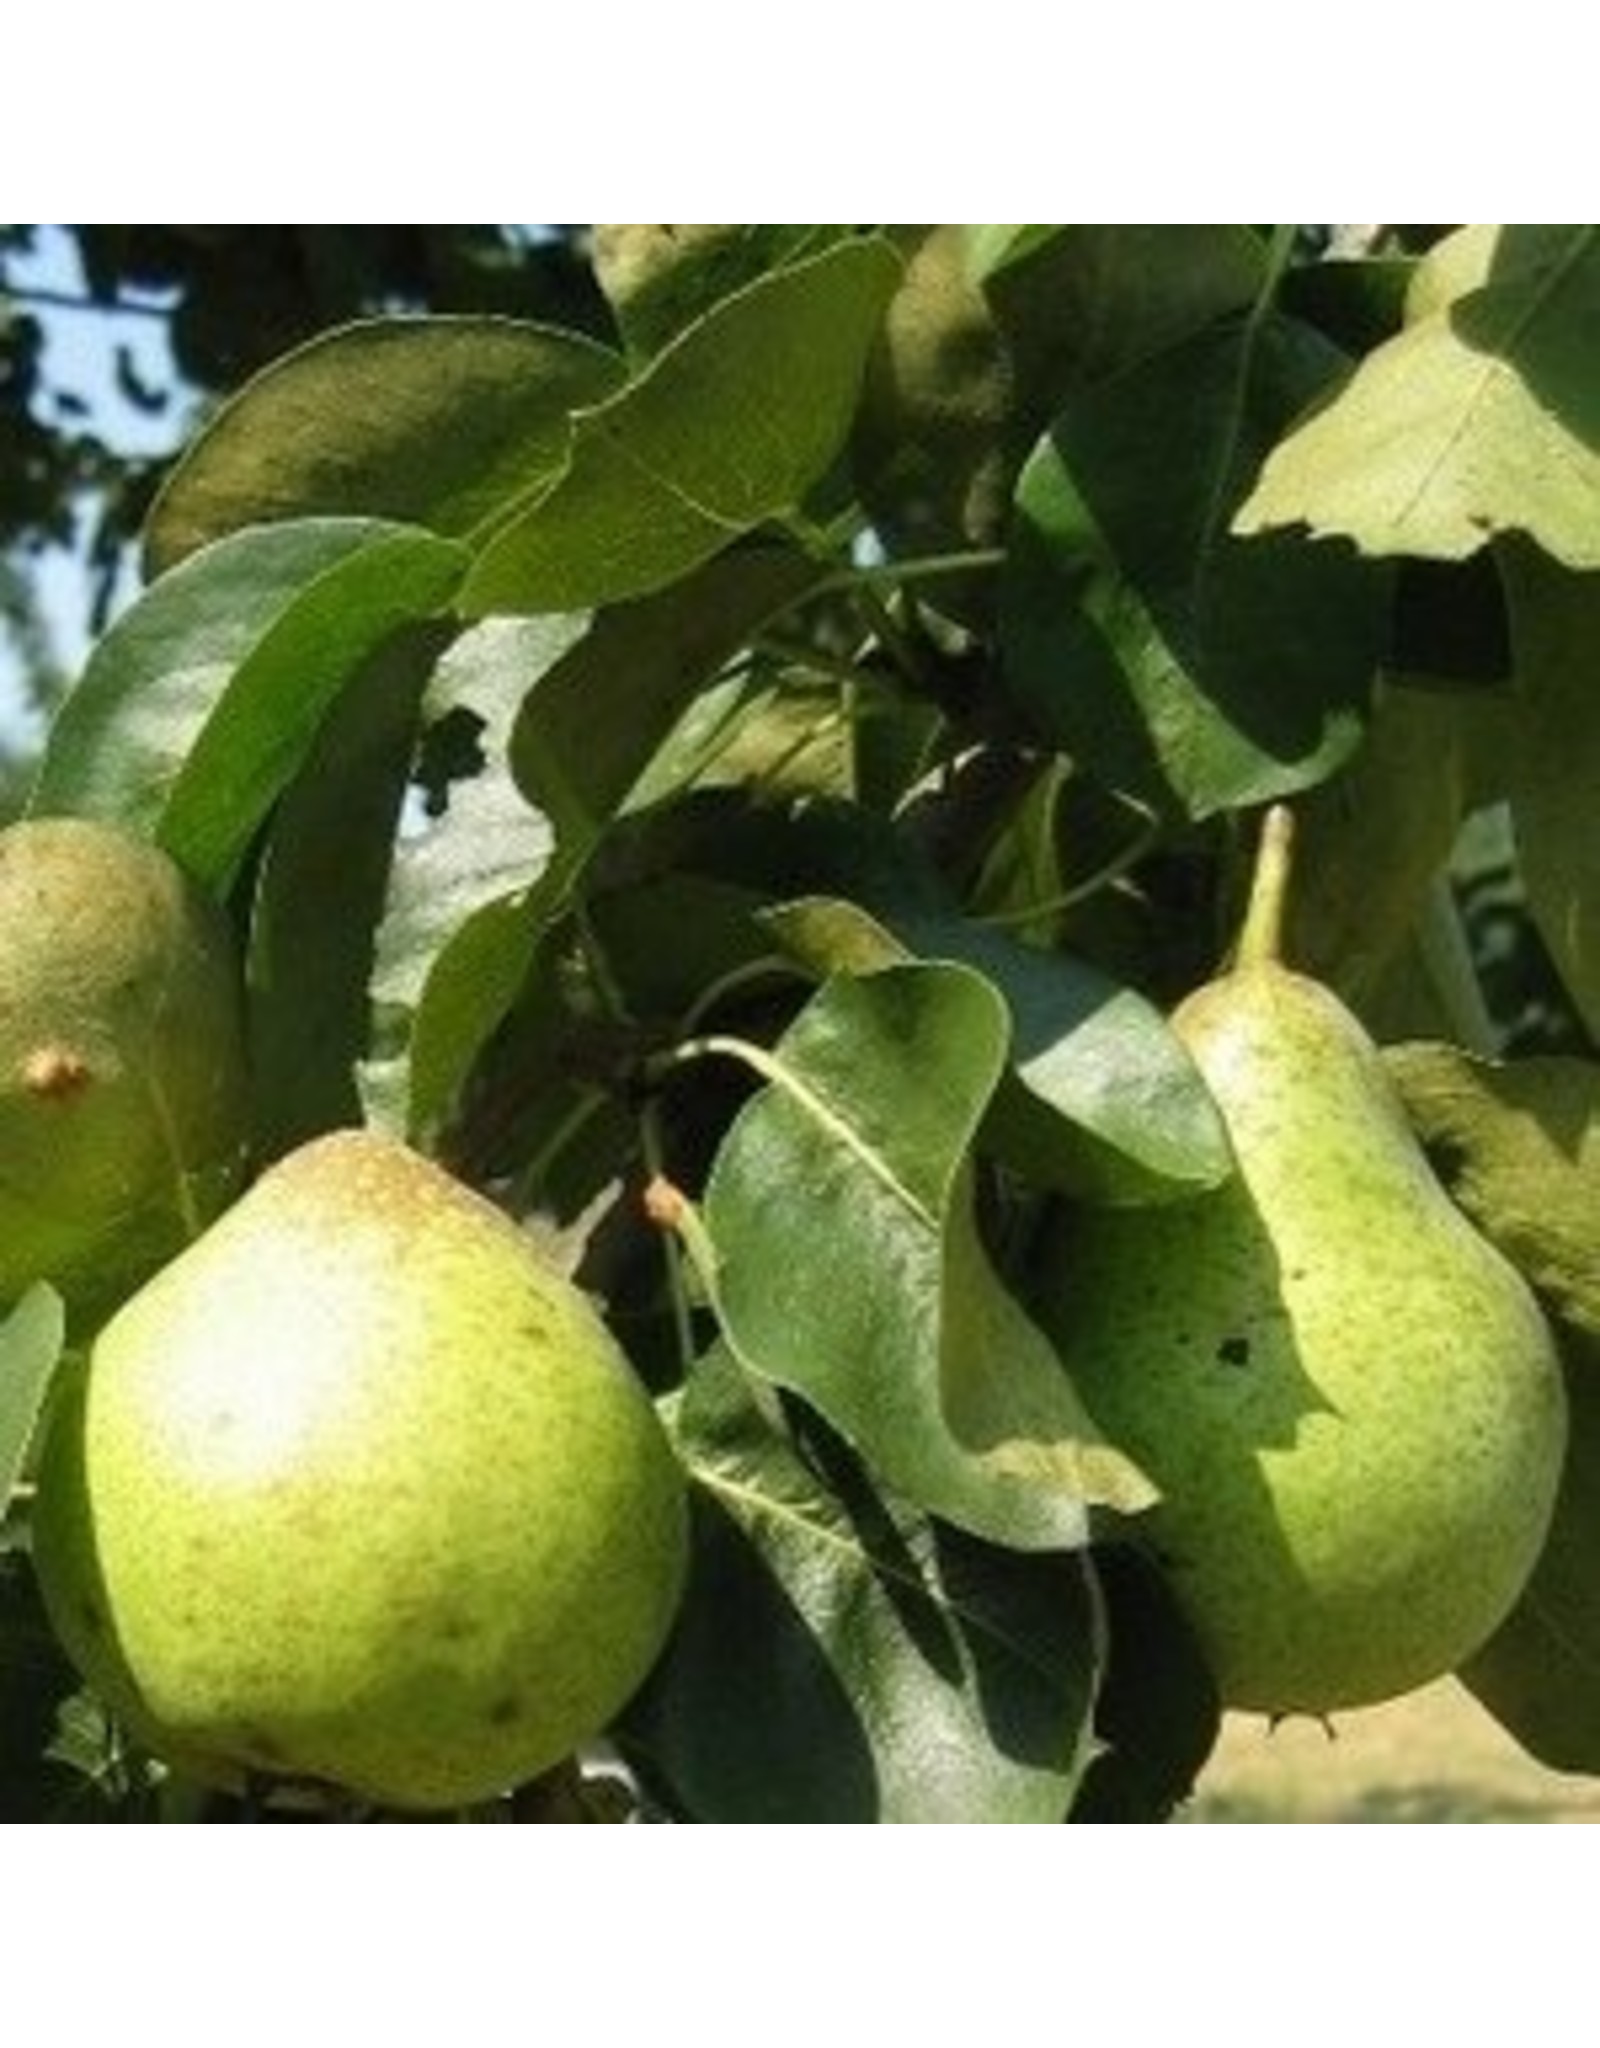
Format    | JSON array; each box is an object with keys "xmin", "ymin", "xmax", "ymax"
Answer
[
  {"xmin": 701, "ymin": 963, "xmax": 1153, "ymax": 1548},
  {"xmin": 145, "ymin": 317, "xmax": 625, "ymax": 575},
  {"xmin": 1238, "ymin": 227, "xmax": 1600, "ymax": 567}
]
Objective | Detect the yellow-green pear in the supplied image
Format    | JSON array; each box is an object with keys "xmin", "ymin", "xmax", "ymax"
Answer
[
  {"xmin": 1033, "ymin": 807, "xmax": 1567, "ymax": 1715},
  {"xmin": 32, "ymin": 1130, "xmax": 689, "ymax": 1810},
  {"xmin": 0, "ymin": 816, "xmax": 247, "ymax": 1322}
]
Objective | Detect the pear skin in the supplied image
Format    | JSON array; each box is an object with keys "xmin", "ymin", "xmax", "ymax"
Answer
[
  {"xmin": 0, "ymin": 818, "xmax": 247, "ymax": 1323},
  {"xmin": 1035, "ymin": 808, "xmax": 1567, "ymax": 1715},
  {"xmin": 32, "ymin": 1131, "xmax": 688, "ymax": 1810}
]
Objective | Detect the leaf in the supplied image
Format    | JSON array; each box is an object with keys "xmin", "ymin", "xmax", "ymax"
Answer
[
  {"xmin": 620, "ymin": 1348, "xmax": 1101, "ymax": 1823},
  {"xmin": 367, "ymin": 617, "xmax": 571, "ymax": 1139},
  {"xmin": 1002, "ymin": 317, "xmax": 1385, "ymax": 820},
  {"xmin": 1500, "ymin": 548, "xmax": 1600, "ymax": 1038},
  {"xmin": 1384, "ymin": 1042, "xmax": 1600, "ymax": 1339},
  {"xmin": 764, "ymin": 895, "xmax": 1232, "ymax": 1203},
  {"xmin": 0, "ymin": 1548, "xmax": 106, "ymax": 1822},
  {"xmin": 459, "ymin": 237, "xmax": 902, "ymax": 615},
  {"xmin": 593, "ymin": 226, "xmax": 847, "ymax": 357},
  {"xmin": 144, "ymin": 317, "xmax": 626, "ymax": 576},
  {"xmin": 1459, "ymin": 1327, "xmax": 1600, "ymax": 1774},
  {"xmin": 509, "ymin": 543, "xmax": 822, "ymax": 843},
  {"xmin": 29, "ymin": 519, "xmax": 466, "ymax": 886},
  {"xmin": 1067, "ymin": 1544, "xmax": 1221, "ymax": 1823},
  {"xmin": 1237, "ymin": 227, "xmax": 1600, "ymax": 567},
  {"xmin": 245, "ymin": 625, "xmax": 442, "ymax": 1158},
  {"xmin": 0, "ymin": 1285, "xmax": 66, "ymax": 1508},
  {"xmin": 701, "ymin": 963, "xmax": 1154, "ymax": 1549}
]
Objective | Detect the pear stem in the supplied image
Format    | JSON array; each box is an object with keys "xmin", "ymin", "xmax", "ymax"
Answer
[{"xmin": 1236, "ymin": 804, "xmax": 1295, "ymax": 971}]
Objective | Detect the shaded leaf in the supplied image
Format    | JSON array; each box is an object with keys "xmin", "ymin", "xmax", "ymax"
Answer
[
  {"xmin": 1385, "ymin": 1042, "xmax": 1600, "ymax": 1338},
  {"xmin": 1067, "ymin": 1544, "xmax": 1221, "ymax": 1823},
  {"xmin": 765, "ymin": 894, "xmax": 1232, "ymax": 1203},
  {"xmin": 246, "ymin": 625, "xmax": 442, "ymax": 1158},
  {"xmin": 701, "ymin": 963, "xmax": 1153, "ymax": 1549},
  {"xmin": 1238, "ymin": 227, "xmax": 1600, "ymax": 567},
  {"xmin": 459, "ymin": 238, "xmax": 901, "ymax": 615},
  {"xmin": 1501, "ymin": 547, "xmax": 1600, "ymax": 1038},
  {"xmin": 1460, "ymin": 1327, "xmax": 1600, "ymax": 1774},
  {"xmin": 0, "ymin": 1285, "xmax": 66, "ymax": 1507},
  {"xmin": 621, "ymin": 1347, "xmax": 1100, "ymax": 1822},
  {"xmin": 510, "ymin": 543, "xmax": 822, "ymax": 842},
  {"xmin": 29, "ymin": 520, "xmax": 465, "ymax": 888},
  {"xmin": 0, "ymin": 1549, "xmax": 110, "ymax": 1822},
  {"xmin": 1002, "ymin": 317, "xmax": 1384, "ymax": 820},
  {"xmin": 144, "ymin": 317, "xmax": 626, "ymax": 576}
]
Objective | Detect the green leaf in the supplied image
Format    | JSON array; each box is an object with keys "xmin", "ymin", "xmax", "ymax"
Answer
[
  {"xmin": 700, "ymin": 963, "xmax": 1154, "ymax": 1548},
  {"xmin": 29, "ymin": 520, "xmax": 465, "ymax": 886},
  {"xmin": 764, "ymin": 895, "xmax": 1232, "ymax": 1203},
  {"xmin": 593, "ymin": 225, "xmax": 848, "ymax": 357},
  {"xmin": 1002, "ymin": 317, "xmax": 1384, "ymax": 820},
  {"xmin": 621, "ymin": 1348, "xmax": 1101, "ymax": 1823},
  {"xmin": 246, "ymin": 625, "xmax": 442, "ymax": 1158},
  {"xmin": 1459, "ymin": 1327, "xmax": 1600, "ymax": 1773},
  {"xmin": 0, "ymin": 1285, "xmax": 66, "ymax": 1508},
  {"xmin": 1500, "ymin": 547, "xmax": 1600, "ymax": 1038},
  {"xmin": 144, "ymin": 317, "xmax": 626, "ymax": 576},
  {"xmin": 459, "ymin": 238, "xmax": 902, "ymax": 615},
  {"xmin": 1385, "ymin": 1043, "xmax": 1600, "ymax": 1340},
  {"xmin": 1067, "ymin": 1544, "xmax": 1221, "ymax": 1823},
  {"xmin": 367, "ymin": 617, "xmax": 571, "ymax": 1140},
  {"xmin": 1237, "ymin": 227, "xmax": 1600, "ymax": 567},
  {"xmin": 509, "ymin": 543, "xmax": 822, "ymax": 843}
]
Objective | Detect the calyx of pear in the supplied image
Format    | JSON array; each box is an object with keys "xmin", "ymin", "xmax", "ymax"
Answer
[
  {"xmin": 32, "ymin": 1130, "xmax": 689, "ymax": 1810},
  {"xmin": 1034, "ymin": 806, "xmax": 1568, "ymax": 1715},
  {"xmin": 0, "ymin": 817, "xmax": 248, "ymax": 1323}
]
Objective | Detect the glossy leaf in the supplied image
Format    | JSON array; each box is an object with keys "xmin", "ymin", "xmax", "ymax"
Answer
[
  {"xmin": 1238, "ymin": 227, "xmax": 1600, "ymax": 567},
  {"xmin": 30, "ymin": 519, "xmax": 465, "ymax": 887},
  {"xmin": 1501, "ymin": 547, "xmax": 1600, "ymax": 1038},
  {"xmin": 764, "ymin": 894, "xmax": 1232, "ymax": 1203},
  {"xmin": 0, "ymin": 1286, "xmax": 66, "ymax": 1508},
  {"xmin": 460, "ymin": 238, "xmax": 901, "ymax": 615},
  {"xmin": 144, "ymin": 317, "xmax": 626, "ymax": 575},
  {"xmin": 1460, "ymin": 1328, "xmax": 1600, "ymax": 1773},
  {"xmin": 701, "ymin": 963, "xmax": 1154, "ymax": 1549},
  {"xmin": 1386, "ymin": 1043, "xmax": 1600, "ymax": 1339},
  {"xmin": 1002, "ymin": 317, "xmax": 1384, "ymax": 819},
  {"xmin": 622, "ymin": 1348, "xmax": 1100, "ymax": 1823}
]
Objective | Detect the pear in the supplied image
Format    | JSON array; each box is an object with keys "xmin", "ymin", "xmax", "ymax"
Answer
[
  {"xmin": 31, "ymin": 1130, "xmax": 689, "ymax": 1810},
  {"xmin": 0, "ymin": 817, "xmax": 248, "ymax": 1323},
  {"xmin": 1033, "ymin": 807, "xmax": 1567, "ymax": 1715}
]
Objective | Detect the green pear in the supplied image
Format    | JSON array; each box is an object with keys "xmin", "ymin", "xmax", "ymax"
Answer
[
  {"xmin": 1033, "ymin": 807, "xmax": 1567, "ymax": 1715},
  {"xmin": 0, "ymin": 817, "xmax": 247, "ymax": 1323},
  {"xmin": 31, "ymin": 1130, "xmax": 689, "ymax": 1810}
]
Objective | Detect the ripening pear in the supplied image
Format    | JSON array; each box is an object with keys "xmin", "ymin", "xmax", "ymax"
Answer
[
  {"xmin": 32, "ymin": 1131, "xmax": 689, "ymax": 1810},
  {"xmin": 1033, "ymin": 808, "xmax": 1567, "ymax": 1715},
  {"xmin": 0, "ymin": 817, "xmax": 247, "ymax": 1322}
]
